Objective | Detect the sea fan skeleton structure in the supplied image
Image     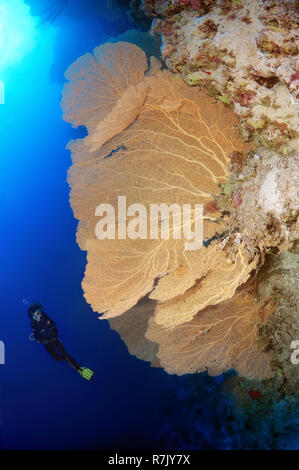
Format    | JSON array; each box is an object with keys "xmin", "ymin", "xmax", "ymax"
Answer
[{"xmin": 62, "ymin": 41, "xmax": 279, "ymax": 380}]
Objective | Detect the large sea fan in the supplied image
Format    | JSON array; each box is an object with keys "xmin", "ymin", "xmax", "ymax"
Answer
[{"xmin": 62, "ymin": 41, "xmax": 274, "ymax": 379}]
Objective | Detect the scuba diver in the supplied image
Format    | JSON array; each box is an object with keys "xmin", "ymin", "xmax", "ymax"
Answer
[{"xmin": 24, "ymin": 300, "xmax": 94, "ymax": 381}]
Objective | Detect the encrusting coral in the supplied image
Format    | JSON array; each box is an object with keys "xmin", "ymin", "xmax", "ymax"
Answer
[
  {"xmin": 145, "ymin": 0, "xmax": 299, "ymax": 154},
  {"xmin": 147, "ymin": 281, "xmax": 276, "ymax": 380},
  {"xmin": 62, "ymin": 37, "xmax": 297, "ymax": 383}
]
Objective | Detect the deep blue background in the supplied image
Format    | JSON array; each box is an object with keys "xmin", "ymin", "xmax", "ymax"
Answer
[{"xmin": 0, "ymin": 0, "xmax": 178, "ymax": 449}]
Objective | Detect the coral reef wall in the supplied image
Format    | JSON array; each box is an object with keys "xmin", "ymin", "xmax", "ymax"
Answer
[{"xmin": 147, "ymin": 0, "xmax": 298, "ymax": 153}]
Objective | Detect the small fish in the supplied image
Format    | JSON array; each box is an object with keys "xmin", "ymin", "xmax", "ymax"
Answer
[{"xmin": 248, "ymin": 389, "xmax": 262, "ymax": 400}]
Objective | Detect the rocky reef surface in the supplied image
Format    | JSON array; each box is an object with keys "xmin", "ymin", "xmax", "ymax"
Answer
[{"xmin": 145, "ymin": 0, "xmax": 298, "ymax": 153}]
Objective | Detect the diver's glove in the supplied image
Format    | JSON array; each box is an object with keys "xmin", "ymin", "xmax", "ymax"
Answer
[{"xmin": 78, "ymin": 367, "xmax": 94, "ymax": 381}]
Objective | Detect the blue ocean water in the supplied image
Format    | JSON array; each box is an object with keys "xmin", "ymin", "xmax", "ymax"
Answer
[{"xmin": 0, "ymin": 0, "xmax": 297, "ymax": 450}]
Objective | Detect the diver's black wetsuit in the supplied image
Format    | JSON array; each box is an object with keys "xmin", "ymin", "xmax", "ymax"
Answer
[{"xmin": 31, "ymin": 310, "xmax": 80, "ymax": 371}]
